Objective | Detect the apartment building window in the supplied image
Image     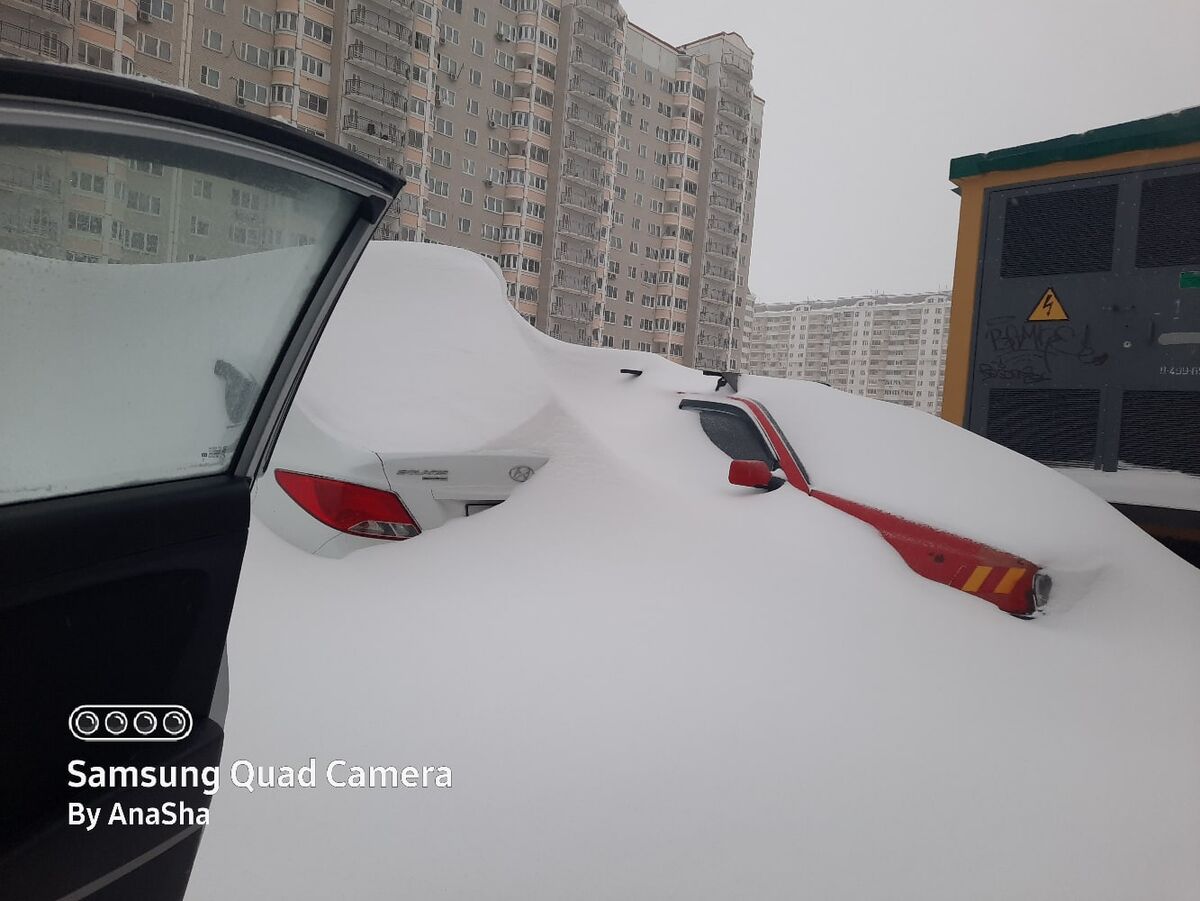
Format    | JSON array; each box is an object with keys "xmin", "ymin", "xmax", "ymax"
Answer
[
  {"xmin": 460, "ymin": 187, "xmax": 473, "ymax": 204},
  {"xmin": 433, "ymin": 117, "xmax": 453, "ymax": 137},
  {"xmin": 273, "ymin": 10, "xmax": 295, "ymax": 29},
  {"xmin": 495, "ymin": 50, "xmax": 514, "ymax": 70},
  {"xmin": 69, "ymin": 171, "xmax": 105, "ymax": 194},
  {"xmin": 271, "ymin": 84, "xmax": 293, "ymax": 103},
  {"xmin": 483, "ymin": 195, "xmax": 502, "ymax": 213},
  {"xmin": 463, "ymin": 127, "xmax": 478, "ymax": 146},
  {"xmin": 205, "ymin": 0, "xmax": 224, "ymax": 10},
  {"xmin": 299, "ymin": 90, "xmax": 328, "ymax": 114},
  {"xmin": 424, "ymin": 208, "xmax": 447, "ymax": 227},
  {"xmin": 462, "ymin": 157, "xmax": 476, "ymax": 175},
  {"xmin": 525, "ymin": 201, "xmax": 544, "ymax": 219},
  {"xmin": 80, "ymin": 0, "xmax": 117, "ymax": 29},
  {"xmin": 480, "ymin": 223, "xmax": 501, "ymax": 241},
  {"xmin": 140, "ymin": 0, "xmax": 173, "ymax": 20},
  {"xmin": 455, "ymin": 217, "xmax": 471, "ymax": 234},
  {"xmin": 200, "ymin": 28, "xmax": 223, "ymax": 50},
  {"xmin": 410, "ymin": 97, "xmax": 426, "ymax": 116},
  {"xmin": 301, "ymin": 54, "xmax": 327, "ymax": 78},
  {"xmin": 310, "ymin": 0, "xmax": 333, "ymax": 7},
  {"xmin": 431, "ymin": 178, "xmax": 449, "ymax": 197},
  {"xmin": 433, "ymin": 147, "xmax": 452, "ymax": 168},
  {"xmin": 67, "ymin": 210, "xmax": 104, "ymax": 234},
  {"xmin": 620, "ymin": 110, "xmax": 633, "ymax": 127},
  {"xmin": 464, "ymin": 98, "xmax": 479, "ymax": 117},
  {"xmin": 470, "ymin": 37, "xmax": 484, "ymax": 56},
  {"xmin": 537, "ymin": 29, "xmax": 556, "ymax": 50},
  {"xmin": 242, "ymin": 5, "xmax": 271, "ymax": 30},
  {"xmin": 492, "ymin": 79, "xmax": 512, "ymax": 100},
  {"xmin": 415, "ymin": 0, "xmax": 432, "ymax": 18},
  {"xmin": 126, "ymin": 231, "xmax": 161, "ymax": 254},
  {"xmin": 442, "ymin": 0, "xmax": 461, "ymax": 11},
  {"xmin": 238, "ymin": 42, "xmax": 269, "ymax": 67},
  {"xmin": 440, "ymin": 24, "xmax": 460, "ymax": 44},
  {"xmin": 521, "ymin": 257, "xmax": 539, "ymax": 274},
  {"xmin": 472, "ymin": 6, "xmax": 485, "ymax": 24},
  {"xmin": 193, "ymin": 64, "xmax": 220, "ymax": 88},
  {"xmin": 188, "ymin": 215, "xmax": 211, "ymax": 237},
  {"xmin": 273, "ymin": 47, "xmax": 294, "ymax": 67},
  {"xmin": 237, "ymin": 78, "xmax": 269, "ymax": 105},
  {"xmin": 303, "ymin": 19, "xmax": 332, "ymax": 43},
  {"xmin": 487, "ymin": 137, "xmax": 506, "ymax": 156},
  {"xmin": 83, "ymin": 44, "xmax": 122, "ymax": 74},
  {"xmin": 468, "ymin": 68, "xmax": 482, "ymax": 86}
]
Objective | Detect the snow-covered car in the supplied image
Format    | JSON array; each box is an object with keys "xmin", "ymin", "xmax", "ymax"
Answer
[
  {"xmin": 194, "ymin": 238, "xmax": 1200, "ymax": 900},
  {"xmin": 256, "ymin": 257, "xmax": 548, "ymax": 557},
  {"xmin": 263, "ymin": 242, "xmax": 1051, "ymax": 617}
]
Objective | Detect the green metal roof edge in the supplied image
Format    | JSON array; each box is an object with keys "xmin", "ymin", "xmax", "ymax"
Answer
[{"xmin": 949, "ymin": 106, "xmax": 1200, "ymax": 181}]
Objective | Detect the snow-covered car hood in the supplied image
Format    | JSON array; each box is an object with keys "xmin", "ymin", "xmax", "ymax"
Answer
[{"xmin": 194, "ymin": 244, "xmax": 1200, "ymax": 900}]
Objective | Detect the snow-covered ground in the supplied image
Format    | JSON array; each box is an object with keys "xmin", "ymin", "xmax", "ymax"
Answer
[{"xmin": 190, "ymin": 244, "xmax": 1200, "ymax": 900}]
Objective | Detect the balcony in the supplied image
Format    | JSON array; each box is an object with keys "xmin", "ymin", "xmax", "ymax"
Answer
[
  {"xmin": 718, "ymin": 100, "xmax": 750, "ymax": 123},
  {"xmin": 343, "ymin": 112, "xmax": 404, "ymax": 146},
  {"xmin": 0, "ymin": 18, "xmax": 67, "ymax": 61},
  {"xmin": 567, "ymin": 76, "xmax": 616, "ymax": 111},
  {"xmin": 575, "ymin": 0, "xmax": 622, "ymax": 28},
  {"xmin": 558, "ymin": 218, "xmax": 599, "ymax": 241},
  {"xmin": 349, "ymin": 6, "xmax": 411, "ymax": 46},
  {"xmin": 346, "ymin": 41, "xmax": 408, "ymax": 79},
  {"xmin": 560, "ymin": 165, "xmax": 606, "ymax": 191},
  {"xmin": 715, "ymin": 123, "xmax": 747, "ymax": 147},
  {"xmin": 703, "ymin": 264, "xmax": 736, "ymax": 284},
  {"xmin": 348, "ymin": 146, "xmax": 400, "ymax": 173},
  {"xmin": 570, "ymin": 48, "xmax": 614, "ymax": 82},
  {"xmin": 708, "ymin": 194, "xmax": 742, "ymax": 218},
  {"xmin": 344, "ymin": 76, "xmax": 407, "ymax": 114},
  {"xmin": 563, "ymin": 133, "xmax": 610, "ymax": 163},
  {"xmin": 565, "ymin": 103, "xmax": 611, "ymax": 136},
  {"xmin": 558, "ymin": 190, "xmax": 604, "ymax": 216},
  {"xmin": 554, "ymin": 248, "xmax": 600, "ymax": 271},
  {"xmin": 706, "ymin": 216, "xmax": 738, "ymax": 238},
  {"xmin": 721, "ymin": 50, "xmax": 753, "ymax": 81},
  {"xmin": 713, "ymin": 148, "xmax": 746, "ymax": 171},
  {"xmin": 553, "ymin": 273, "xmax": 598, "ymax": 296},
  {"xmin": 11, "ymin": 0, "xmax": 71, "ymax": 23},
  {"xmin": 571, "ymin": 20, "xmax": 619, "ymax": 53},
  {"xmin": 0, "ymin": 161, "xmax": 60, "ymax": 195},
  {"xmin": 704, "ymin": 241, "xmax": 737, "ymax": 261}
]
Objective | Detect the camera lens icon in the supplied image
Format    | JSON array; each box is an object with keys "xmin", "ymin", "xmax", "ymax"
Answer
[
  {"xmin": 70, "ymin": 705, "xmax": 192, "ymax": 742},
  {"xmin": 73, "ymin": 710, "xmax": 100, "ymax": 737}
]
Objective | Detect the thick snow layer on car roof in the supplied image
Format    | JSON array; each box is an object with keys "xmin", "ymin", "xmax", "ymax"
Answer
[
  {"xmin": 294, "ymin": 242, "xmax": 555, "ymax": 453},
  {"xmin": 194, "ymin": 248, "xmax": 1200, "ymax": 900}
]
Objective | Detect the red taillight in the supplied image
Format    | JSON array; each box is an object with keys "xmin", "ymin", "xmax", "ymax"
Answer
[{"xmin": 274, "ymin": 470, "xmax": 421, "ymax": 541}]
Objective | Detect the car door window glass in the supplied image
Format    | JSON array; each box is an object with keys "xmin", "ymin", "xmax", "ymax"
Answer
[
  {"xmin": 697, "ymin": 409, "xmax": 777, "ymax": 468},
  {"xmin": 0, "ymin": 132, "xmax": 362, "ymax": 505}
]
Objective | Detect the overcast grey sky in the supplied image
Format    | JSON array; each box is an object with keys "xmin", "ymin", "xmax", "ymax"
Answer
[{"xmin": 633, "ymin": 0, "xmax": 1200, "ymax": 303}]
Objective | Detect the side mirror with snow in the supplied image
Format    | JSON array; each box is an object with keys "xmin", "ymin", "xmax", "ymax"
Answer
[{"xmin": 728, "ymin": 460, "xmax": 783, "ymax": 491}]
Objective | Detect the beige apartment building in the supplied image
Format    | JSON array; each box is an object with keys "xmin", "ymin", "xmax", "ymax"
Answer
[
  {"xmin": 746, "ymin": 294, "xmax": 951, "ymax": 413},
  {"xmin": 0, "ymin": 0, "xmax": 762, "ymax": 370}
]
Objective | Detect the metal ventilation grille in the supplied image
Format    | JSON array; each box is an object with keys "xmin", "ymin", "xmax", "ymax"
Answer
[
  {"xmin": 1118, "ymin": 390, "xmax": 1200, "ymax": 475},
  {"xmin": 1000, "ymin": 185, "xmax": 1118, "ymax": 278},
  {"xmin": 1135, "ymin": 171, "xmax": 1200, "ymax": 269},
  {"xmin": 985, "ymin": 389, "xmax": 1099, "ymax": 465}
]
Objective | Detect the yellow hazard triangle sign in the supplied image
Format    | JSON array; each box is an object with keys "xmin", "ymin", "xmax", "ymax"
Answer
[{"xmin": 1028, "ymin": 287, "xmax": 1069, "ymax": 321}]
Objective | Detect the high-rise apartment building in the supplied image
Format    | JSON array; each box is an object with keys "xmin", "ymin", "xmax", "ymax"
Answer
[
  {"xmin": 746, "ymin": 294, "xmax": 951, "ymax": 413},
  {"xmin": 0, "ymin": 0, "xmax": 762, "ymax": 370}
]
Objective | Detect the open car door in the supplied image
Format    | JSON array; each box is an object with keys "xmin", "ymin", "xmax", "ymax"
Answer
[{"xmin": 0, "ymin": 61, "xmax": 402, "ymax": 899}]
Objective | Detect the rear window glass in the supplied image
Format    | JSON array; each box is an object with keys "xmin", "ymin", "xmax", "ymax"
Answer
[{"xmin": 0, "ymin": 128, "xmax": 361, "ymax": 505}]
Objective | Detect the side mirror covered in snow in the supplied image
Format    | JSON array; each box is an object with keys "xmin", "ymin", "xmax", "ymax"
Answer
[{"xmin": 728, "ymin": 459, "xmax": 782, "ymax": 491}]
